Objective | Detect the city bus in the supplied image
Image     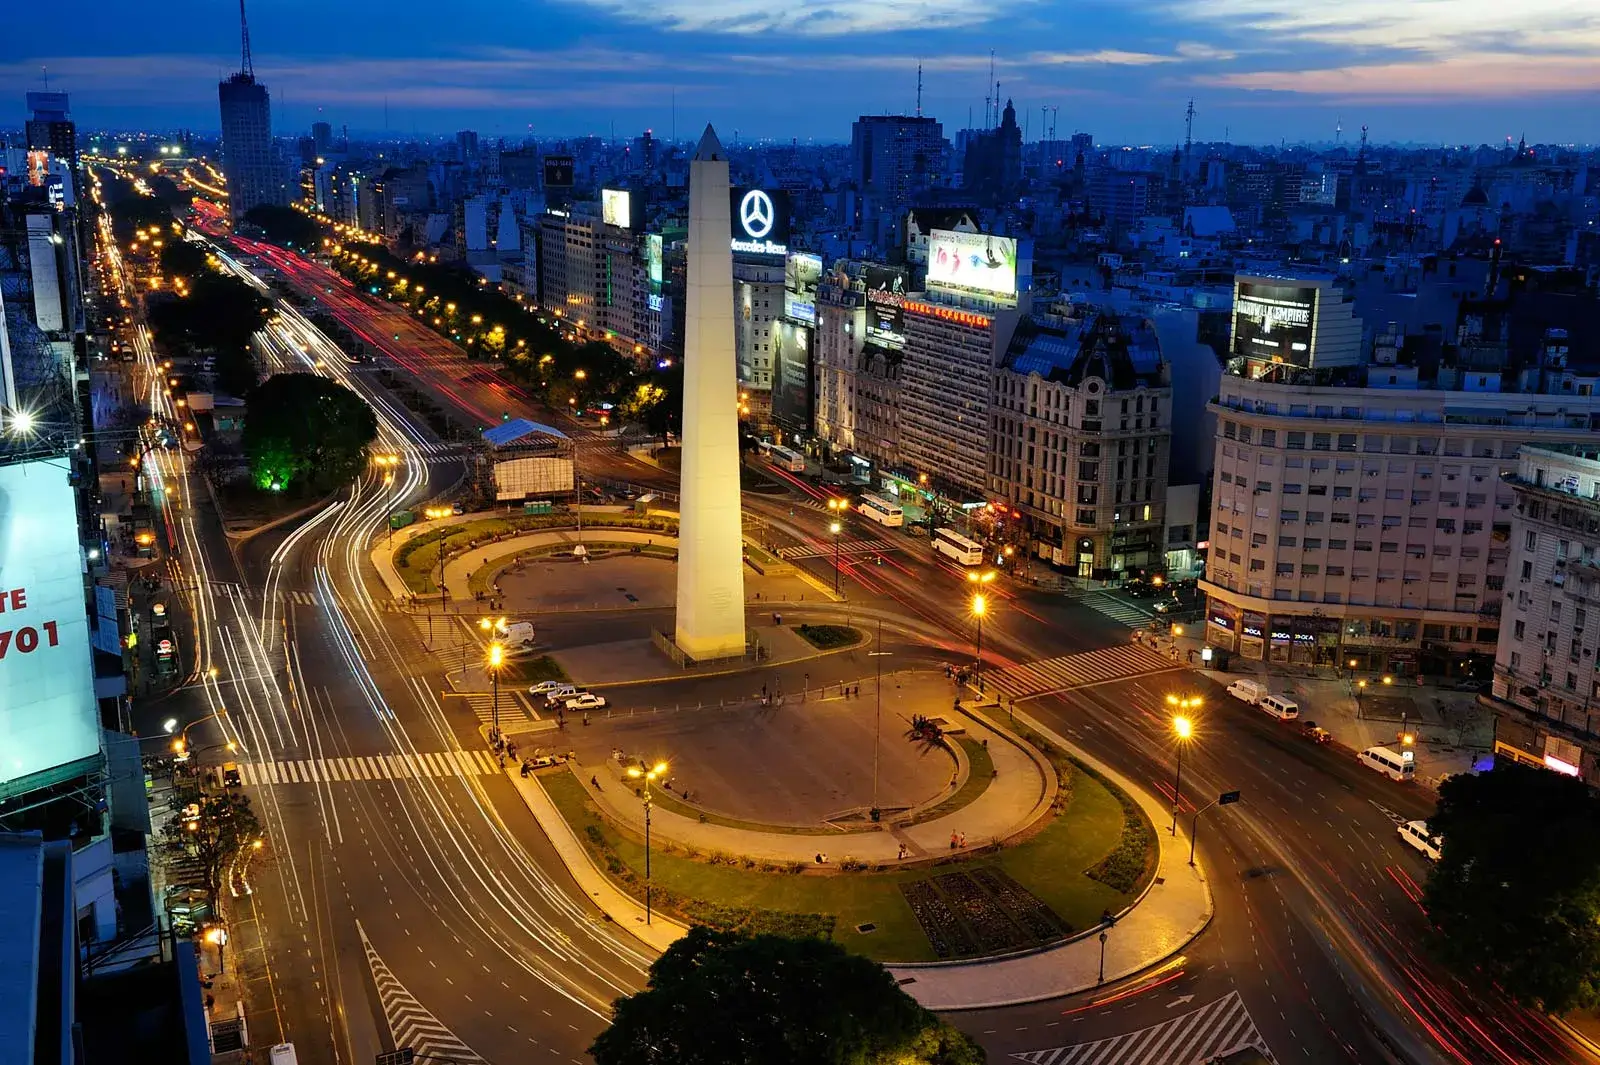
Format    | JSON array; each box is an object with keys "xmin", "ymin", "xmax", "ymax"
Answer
[
  {"xmin": 932, "ymin": 527, "xmax": 984, "ymax": 566},
  {"xmin": 762, "ymin": 444, "xmax": 807, "ymax": 472},
  {"xmin": 857, "ymin": 493, "xmax": 904, "ymax": 527}
]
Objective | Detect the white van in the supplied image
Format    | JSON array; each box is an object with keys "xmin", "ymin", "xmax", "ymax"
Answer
[
  {"xmin": 1359, "ymin": 745, "xmax": 1415, "ymax": 782},
  {"xmin": 1258, "ymin": 694, "xmax": 1300, "ymax": 720},
  {"xmin": 269, "ymin": 1046, "xmax": 299, "ymax": 1065},
  {"xmin": 1399, "ymin": 819, "xmax": 1442, "ymax": 861},
  {"xmin": 501, "ymin": 621, "xmax": 536, "ymax": 648},
  {"xmin": 1227, "ymin": 679, "xmax": 1267, "ymax": 705}
]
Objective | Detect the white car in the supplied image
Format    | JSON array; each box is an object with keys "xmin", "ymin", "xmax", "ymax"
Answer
[
  {"xmin": 562, "ymin": 692, "xmax": 607, "ymax": 711},
  {"xmin": 528, "ymin": 680, "xmax": 568, "ymax": 695},
  {"xmin": 1399, "ymin": 819, "xmax": 1442, "ymax": 861}
]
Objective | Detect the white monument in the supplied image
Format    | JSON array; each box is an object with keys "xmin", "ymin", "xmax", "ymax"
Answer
[{"xmin": 674, "ymin": 125, "xmax": 747, "ymax": 660}]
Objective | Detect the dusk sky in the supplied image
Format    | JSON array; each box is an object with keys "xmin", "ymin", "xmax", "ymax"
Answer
[{"xmin": 4, "ymin": 0, "xmax": 1598, "ymax": 145}]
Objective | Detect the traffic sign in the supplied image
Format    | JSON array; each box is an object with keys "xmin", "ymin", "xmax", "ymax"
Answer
[{"xmin": 1219, "ymin": 790, "xmax": 1241, "ymax": 806}]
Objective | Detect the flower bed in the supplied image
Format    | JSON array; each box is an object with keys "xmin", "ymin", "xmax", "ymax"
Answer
[
  {"xmin": 933, "ymin": 872, "xmax": 1029, "ymax": 954},
  {"xmin": 899, "ymin": 881, "xmax": 976, "ymax": 959}
]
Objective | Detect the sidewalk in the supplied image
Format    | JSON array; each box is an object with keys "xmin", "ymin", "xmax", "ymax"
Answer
[
  {"xmin": 884, "ymin": 705, "xmax": 1214, "ymax": 1010},
  {"xmin": 507, "ymin": 768, "xmax": 687, "ymax": 954},
  {"xmin": 500, "ymin": 697, "xmax": 1212, "ymax": 1009},
  {"xmin": 579, "ymin": 698, "xmax": 1052, "ymax": 862}
]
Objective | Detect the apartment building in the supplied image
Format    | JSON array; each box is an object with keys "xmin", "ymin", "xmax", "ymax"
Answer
[
  {"xmin": 1491, "ymin": 445, "xmax": 1600, "ymax": 785},
  {"xmin": 990, "ymin": 311, "xmax": 1171, "ymax": 577},
  {"xmin": 1202, "ymin": 374, "xmax": 1600, "ymax": 674}
]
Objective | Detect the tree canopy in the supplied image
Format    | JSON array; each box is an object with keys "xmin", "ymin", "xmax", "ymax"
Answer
[
  {"xmin": 1424, "ymin": 763, "xmax": 1600, "ymax": 1012},
  {"xmin": 590, "ymin": 928, "xmax": 985, "ymax": 1065},
  {"xmin": 244, "ymin": 204, "xmax": 321, "ymax": 249},
  {"xmin": 146, "ymin": 272, "xmax": 271, "ymax": 397},
  {"xmin": 242, "ymin": 373, "xmax": 379, "ymax": 494},
  {"xmin": 160, "ymin": 780, "xmax": 262, "ymax": 917},
  {"xmin": 158, "ymin": 239, "xmax": 212, "ymax": 282}
]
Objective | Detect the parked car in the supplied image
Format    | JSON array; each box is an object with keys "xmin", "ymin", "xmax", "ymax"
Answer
[
  {"xmin": 1153, "ymin": 597, "xmax": 1181, "ymax": 615},
  {"xmin": 562, "ymin": 692, "xmax": 607, "ymax": 711},
  {"xmin": 541, "ymin": 684, "xmax": 579, "ymax": 706},
  {"xmin": 528, "ymin": 680, "xmax": 568, "ymax": 695}
]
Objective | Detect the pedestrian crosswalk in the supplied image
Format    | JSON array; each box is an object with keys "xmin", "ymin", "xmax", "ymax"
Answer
[
  {"xmin": 234, "ymin": 749, "xmax": 502, "ymax": 786},
  {"xmin": 779, "ymin": 537, "xmax": 902, "ymax": 562},
  {"xmin": 452, "ymin": 690, "xmax": 535, "ymax": 727},
  {"xmin": 1012, "ymin": 991, "xmax": 1272, "ymax": 1065},
  {"xmin": 1081, "ymin": 591, "xmax": 1154, "ymax": 629},
  {"xmin": 985, "ymin": 643, "xmax": 1179, "ymax": 701},
  {"xmin": 358, "ymin": 921, "xmax": 483, "ymax": 1063}
]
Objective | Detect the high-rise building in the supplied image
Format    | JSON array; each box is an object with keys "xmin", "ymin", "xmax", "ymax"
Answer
[
  {"xmin": 311, "ymin": 120, "xmax": 332, "ymax": 155},
  {"xmin": 456, "ymin": 130, "xmax": 480, "ymax": 163},
  {"xmin": 24, "ymin": 91, "xmax": 76, "ymax": 172},
  {"xmin": 990, "ymin": 310, "xmax": 1171, "ymax": 577},
  {"xmin": 850, "ymin": 115, "xmax": 945, "ymax": 246},
  {"xmin": 217, "ymin": 2, "xmax": 284, "ymax": 222},
  {"xmin": 734, "ymin": 260, "xmax": 784, "ymax": 394}
]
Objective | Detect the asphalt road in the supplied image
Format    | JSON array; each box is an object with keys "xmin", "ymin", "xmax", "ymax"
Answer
[{"xmin": 167, "ymin": 227, "xmax": 1597, "ymax": 1065}]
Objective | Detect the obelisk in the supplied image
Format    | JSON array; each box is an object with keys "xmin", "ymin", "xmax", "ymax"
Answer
[{"xmin": 674, "ymin": 125, "xmax": 747, "ymax": 660}]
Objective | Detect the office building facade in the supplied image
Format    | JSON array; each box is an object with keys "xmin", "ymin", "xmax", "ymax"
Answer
[{"xmin": 217, "ymin": 74, "xmax": 284, "ymax": 222}]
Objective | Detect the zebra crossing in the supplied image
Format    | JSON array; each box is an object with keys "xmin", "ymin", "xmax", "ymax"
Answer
[
  {"xmin": 779, "ymin": 537, "xmax": 902, "ymax": 562},
  {"xmin": 985, "ymin": 643, "xmax": 1179, "ymax": 701},
  {"xmin": 233, "ymin": 748, "xmax": 503, "ymax": 786},
  {"xmin": 358, "ymin": 921, "xmax": 483, "ymax": 1064},
  {"xmin": 192, "ymin": 579, "xmax": 321, "ymax": 608},
  {"xmin": 1080, "ymin": 591, "xmax": 1155, "ymax": 629},
  {"xmin": 452, "ymin": 690, "xmax": 536, "ymax": 727},
  {"xmin": 1012, "ymin": 991, "xmax": 1271, "ymax": 1065}
]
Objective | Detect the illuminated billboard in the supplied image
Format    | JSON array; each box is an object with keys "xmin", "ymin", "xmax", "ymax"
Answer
[
  {"xmin": 1233, "ymin": 280, "xmax": 1316, "ymax": 366},
  {"xmin": 0, "ymin": 459, "xmax": 99, "ymax": 788},
  {"xmin": 543, "ymin": 155, "xmax": 574, "ymax": 189},
  {"xmin": 729, "ymin": 188, "xmax": 790, "ymax": 257},
  {"xmin": 772, "ymin": 320, "xmax": 813, "ymax": 433},
  {"xmin": 646, "ymin": 233, "xmax": 663, "ymax": 288},
  {"xmin": 784, "ymin": 252, "xmax": 822, "ymax": 325},
  {"xmin": 863, "ymin": 265, "xmax": 908, "ymax": 348},
  {"xmin": 926, "ymin": 230, "xmax": 1018, "ymax": 300},
  {"xmin": 602, "ymin": 188, "xmax": 631, "ymax": 230}
]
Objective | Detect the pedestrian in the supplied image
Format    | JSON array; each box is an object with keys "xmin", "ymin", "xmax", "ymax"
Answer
[
  {"xmin": 815, "ymin": 852, "xmax": 824, "ymax": 864},
  {"xmin": 591, "ymin": 775, "xmax": 600, "ymax": 789},
  {"xmin": 949, "ymin": 831, "xmax": 958, "ymax": 851},
  {"xmin": 959, "ymin": 832, "xmax": 967, "ymax": 848},
  {"xmin": 897, "ymin": 843, "xmax": 908, "ymax": 860}
]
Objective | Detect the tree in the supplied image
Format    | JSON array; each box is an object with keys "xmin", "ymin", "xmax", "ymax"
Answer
[
  {"xmin": 161, "ymin": 781, "xmax": 262, "ymax": 917},
  {"xmin": 159, "ymin": 239, "xmax": 212, "ymax": 282},
  {"xmin": 244, "ymin": 203, "xmax": 321, "ymax": 248},
  {"xmin": 146, "ymin": 272, "xmax": 271, "ymax": 397},
  {"xmin": 590, "ymin": 927, "xmax": 985, "ymax": 1065},
  {"xmin": 1423, "ymin": 763, "xmax": 1600, "ymax": 1011},
  {"xmin": 242, "ymin": 373, "xmax": 378, "ymax": 493}
]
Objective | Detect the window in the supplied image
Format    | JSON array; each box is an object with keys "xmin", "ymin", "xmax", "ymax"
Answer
[
  {"xmin": 1256, "ymin": 481, "xmax": 1273, "ymax": 493},
  {"xmin": 1280, "ymin": 510, "xmax": 1300, "ymax": 523},
  {"xmin": 1301, "ymin": 564, "xmax": 1320, "ymax": 576},
  {"xmin": 1252, "ymin": 533, "xmax": 1268, "ymax": 547},
  {"xmin": 1332, "ymin": 512, "xmax": 1352, "ymax": 524},
  {"xmin": 1521, "ymin": 560, "xmax": 1534, "ymax": 581},
  {"xmin": 1287, "ymin": 431, "xmax": 1306, "ymax": 449},
  {"xmin": 1250, "ymin": 558, "xmax": 1266, "ymax": 571},
  {"xmin": 1386, "ymin": 489, "xmax": 1405, "ymax": 501},
  {"xmin": 1305, "ymin": 538, "xmax": 1323, "ymax": 549},
  {"xmin": 1309, "ymin": 484, "xmax": 1328, "ymax": 495},
  {"xmin": 1306, "ymin": 512, "xmax": 1325, "ymax": 525},
  {"xmin": 1261, "ymin": 429, "xmax": 1277, "ymax": 447},
  {"xmin": 1338, "ymin": 433, "xmax": 1357, "ymax": 452},
  {"xmin": 1330, "ymin": 539, "xmax": 1348, "ymax": 550},
  {"xmin": 1437, "ymin": 519, "xmax": 1457, "ymax": 533},
  {"xmin": 1514, "ymin": 620, "xmax": 1526, "ymax": 639},
  {"xmin": 1355, "ymin": 540, "xmax": 1374, "ymax": 552},
  {"xmin": 1327, "ymin": 565, "xmax": 1346, "ymax": 576},
  {"xmin": 1333, "ymin": 486, "xmax": 1353, "ymax": 500},
  {"xmin": 1526, "ymin": 530, "xmax": 1537, "ymax": 550},
  {"xmin": 1079, "ymin": 461, "xmax": 1099, "ymax": 480},
  {"xmin": 1279, "ymin": 535, "xmax": 1298, "ymax": 548},
  {"xmin": 1312, "ymin": 432, "xmax": 1331, "ymax": 450},
  {"xmin": 1276, "ymin": 563, "xmax": 1294, "ymax": 576},
  {"xmin": 1283, "ymin": 484, "xmax": 1303, "ymax": 495}
]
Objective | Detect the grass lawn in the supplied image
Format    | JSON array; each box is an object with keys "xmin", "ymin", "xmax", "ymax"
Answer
[
  {"xmin": 504, "ymin": 655, "xmax": 567, "ymax": 684},
  {"xmin": 543, "ymin": 754, "xmax": 1139, "ymax": 962},
  {"xmin": 644, "ymin": 787, "xmax": 842, "ymax": 836},
  {"xmin": 793, "ymin": 623, "xmax": 862, "ymax": 650}
]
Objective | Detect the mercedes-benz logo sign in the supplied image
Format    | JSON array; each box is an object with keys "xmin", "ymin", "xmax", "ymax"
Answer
[{"xmin": 740, "ymin": 190, "xmax": 774, "ymax": 239}]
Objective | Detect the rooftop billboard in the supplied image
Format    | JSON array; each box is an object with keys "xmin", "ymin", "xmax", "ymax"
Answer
[
  {"xmin": 1233, "ymin": 280, "xmax": 1316, "ymax": 366},
  {"xmin": 926, "ymin": 230, "xmax": 1018, "ymax": 300},
  {"xmin": 0, "ymin": 459, "xmax": 99, "ymax": 789},
  {"xmin": 601, "ymin": 188, "xmax": 631, "ymax": 230},
  {"xmin": 729, "ymin": 188, "xmax": 790, "ymax": 257}
]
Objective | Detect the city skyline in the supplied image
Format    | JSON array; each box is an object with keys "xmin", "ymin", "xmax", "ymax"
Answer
[{"xmin": 2, "ymin": 0, "xmax": 1598, "ymax": 144}]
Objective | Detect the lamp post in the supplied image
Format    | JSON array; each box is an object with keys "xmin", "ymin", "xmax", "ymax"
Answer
[
  {"xmin": 827, "ymin": 498, "xmax": 848, "ymax": 593},
  {"xmin": 867, "ymin": 620, "xmax": 892, "ymax": 820},
  {"xmin": 626, "ymin": 761, "xmax": 668, "ymax": 924},
  {"xmin": 1166, "ymin": 701, "xmax": 1198, "ymax": 836},
  {"xmin": 1355, "ymin": 678, "xmax": 1367, "ymax": 719},
  {"xmin": 1098, "ymin": 929, "xmax": 1109, "ymax": 985},
  {"xmin": 487, "ymin": 640, "xmax": 505, "ymax": 733},
  {"xmin": 967, "ymin": 570, "xmax": 996, "ymax": 697}
]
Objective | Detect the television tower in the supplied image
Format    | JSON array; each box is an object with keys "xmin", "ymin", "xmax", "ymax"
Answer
[
  {"xmin": 916, "ymin": 63, "xmax": 923, "ymax": 117},
  {"xmin": 1183, "ymin": 98, "xmax": 1195, "ymax": 161}
]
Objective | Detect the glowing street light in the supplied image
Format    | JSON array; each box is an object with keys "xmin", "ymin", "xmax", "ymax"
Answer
[
  {"xmin": 626, "ymin": 760, "xmax": 669, "ymax": 923},
  {"xmin": 968, "ymin": 569, "xmax": 997, "ymax": 696},
  {"xmin": 487, "ymin": 641, "xmax": 506, "ymax": 731},
  {"xmin": 1166, "ymin": 700, "xmax": 1199, "ymax": 835}
]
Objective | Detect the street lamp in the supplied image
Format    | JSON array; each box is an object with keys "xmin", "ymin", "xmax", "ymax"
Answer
[
  {"xmin": 968, "ymin": 570, "xmax": 996, "ymax": 697},
  {"xmin": 827, "ymin": 499, "xmax": 849, "ymax": 593},
  {"xmin": 625, "ymin": 761, "xmax": 669, "ymax": 924},
  {"xmin": 1355, "ymin": 678, "xmax": 1368, "ymax": 719},
  {"xmin": 1166, "ymin": 701, "xmax": 1198, "ymax": 835},
  {"xmin": 487, "ymin": 641, "xmax": 505, "ymax": 733}
]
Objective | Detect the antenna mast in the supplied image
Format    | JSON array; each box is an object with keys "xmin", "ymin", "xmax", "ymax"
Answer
[
  {"xmin": 238, "ymin": 0, "xmax": 255, "ymax": 78},
  {"xmin": 986, "ymin": 50, "xmax": 995, "ymax": 126},
  {"xmin": 1184, "ymin": 98, "xmax": 1195, "ymax": 159},
  {"xmin": 916, "ymin": 63, "xmax": 923, "ymax": 117}
]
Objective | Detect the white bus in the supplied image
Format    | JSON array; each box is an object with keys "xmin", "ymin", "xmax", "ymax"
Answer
[
  {"xmin": 761, "ymin": 444, "xmax": 806, "ymax": 472},
  {"xmin": 857, "ymin": 493, "xmax": 904, "ymax": 527},
  {"xmin": 932, "ymin": 527, "xmax": 984, "ymax": 566}
]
